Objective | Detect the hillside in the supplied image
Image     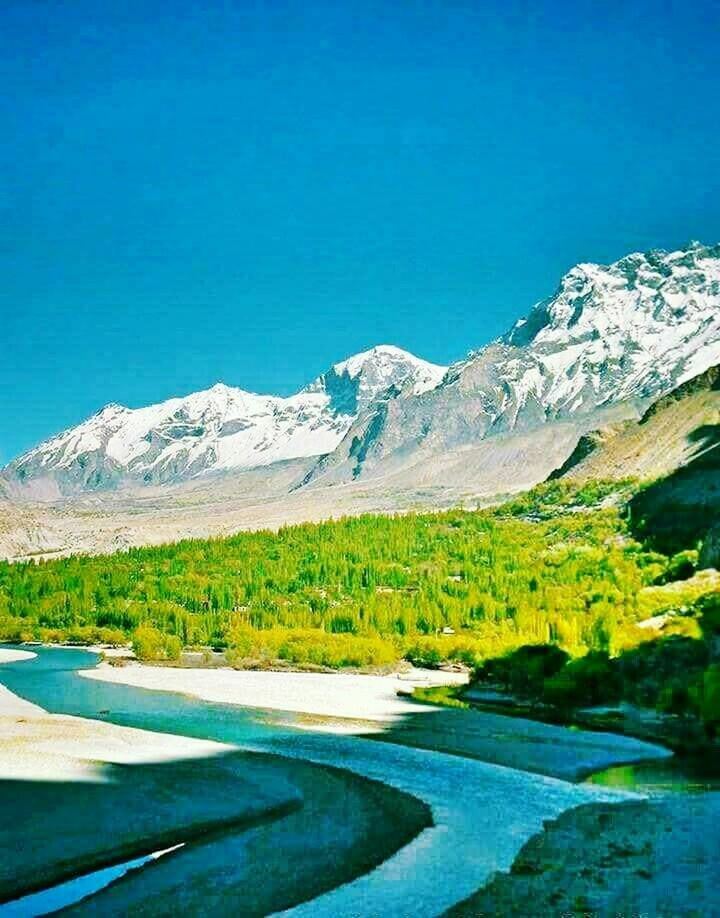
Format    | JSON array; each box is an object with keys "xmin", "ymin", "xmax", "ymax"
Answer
[
  {"xmin": 552, "ymin": 363, "xmax": 720, "ymax": 483},
  {"xmin": 552, "ymin": 365, "xmax": 720, "ymax": 560}
]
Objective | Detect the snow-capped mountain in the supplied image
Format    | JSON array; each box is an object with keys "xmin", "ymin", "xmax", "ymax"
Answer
[
  {"xmin": 303, "ymin": 344, "xmax": 446, "ymax": 411},
  {"xmin": 474, "ymin": 239, "xmax": 720, "ymax": 417},
  {"xmin": 6, "ymin": 242, "xmax": 720, "ymax": 500},
  {"xmin": 4, "ymin": 345, "xmax": 447, "ymax": 495},
  {"xmin": 304, "ymin": 241, "xmax": 720, "ymax": 484}
]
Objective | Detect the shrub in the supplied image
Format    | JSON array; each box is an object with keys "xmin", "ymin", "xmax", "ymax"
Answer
[
  {"xmin": 475, "ymin": 644, "xmax": 570, "ymax": 698},
  {"xmin": 404, "ymin": 638, "xmax": 445, "ymax": 669},
  {"xmin": 132, "ymin": 624, "xmax": 182, "ymax": 662},
  {"xmin": 656, "ymin": 675, "xmax": 702, "ymax": 717},
  {"xmin": 543, "ymin": 651, "xmax": 621, "ymax": 708},
  {"xmin": 617, "ymin": 635, "xmax": 710, "ymax": 707},
  {"xmin": 656, "ymin": 550, "xmax": 697, "ymax": 584},
  {"xmin": 0, "ymin": 618, "xmax": 36, "ymax": 643},
  {"xmin": 698, "ymin": 592, "xmax": 720, "ymax": 638},
  {"xmin": 404, "ymin": 635, "xmax": 485, "ymax": 669},
  {"xmin": 226, "ymin": 626, "xmax": 399, "ymax": 670}
]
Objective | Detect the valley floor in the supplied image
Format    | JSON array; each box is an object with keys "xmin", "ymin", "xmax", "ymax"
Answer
[
  {"xmin": 1, "ymin": 649, "xmax": 701, "ymax": 917},
  {"xmin": 0, "ymin": 475, "xmax": 481, "ymax": 561}
]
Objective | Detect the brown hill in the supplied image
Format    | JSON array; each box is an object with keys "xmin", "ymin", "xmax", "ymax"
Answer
[
  {"xmin": 553, "ymin": 365, "xmax": 720, "ymax": 559},
  {"xmin": 552, "ymin": 364, "xmax": 720, "ymax": 484}
]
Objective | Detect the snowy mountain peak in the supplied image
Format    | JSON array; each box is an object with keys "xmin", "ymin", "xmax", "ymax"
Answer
[
  {"xmin": 303, "ymin": 344, "xmax": 448, "ymax": 415},
  {"xmin": 206, "ymin": 382, "xmax": 235, "ymax": 395},
  {"xmin": 94, "ymin": 402, "xmax": 130, "ymax": 419},
  {"xmin": 505, "ymin": 242, "xmax": 720, "ymax": 349},
  {"xmin": 331, "ymin": 343, "xmax": 437, "ymax": 381},
  {"xmin": 305, "ymin": 345, "xmax": 447, "ymax": 413},
  {"xmin": 5, "ymin": 344, "xmax": 447, "ymax": 495},
  {"xmin": 479, "ymin": 242, "xmax": 720, "ymax": 414},
  {"xmin": 301, "ymin": 241, "xmax": 720, "ymax": 486}
]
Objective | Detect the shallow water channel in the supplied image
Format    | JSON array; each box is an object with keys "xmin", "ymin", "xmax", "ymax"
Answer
[{"xmin": 1, "ymin": 645, "xmax": 713, "ymax": 916}]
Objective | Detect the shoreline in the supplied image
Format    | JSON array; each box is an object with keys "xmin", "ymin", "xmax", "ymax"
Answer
[
  {"xmin": 79, "ymin": 658, "xmax": 469, "ymax": 726},
  {"xmin": 0, "ymin": 658, "xmax": 431, "ymax": 912},
  {"xmin": 0, "ymin": 647, "xmax": 38, "ymax": 665},
  {"xmin": 447, "ymin": 792, "xmax": 720, "ymax": 918},
  {"xmin": 460, "ymin": 689, "xmax": 717, "ymax": 755},
  {"xmin": 0, "ymin": 647, "xmax": 672, "ymax": 915},
  {"xmin": 78, "ymin": 655, "xmax": 672, "ymax": 785},
  {"xmin": 370, "ymin": 703, "xmax": 672, "ymax": 783}
]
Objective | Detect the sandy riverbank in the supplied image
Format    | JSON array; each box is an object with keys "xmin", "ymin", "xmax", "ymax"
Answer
[
  {"xmin": 0, "ymin": 649, "xmax": 37, "ymax": 663},
  {"xmin": 0, "ymin": 647, "xmax": 240, "ymax": 783},
  {"xmin": 0, "ymin": 680, "xmax": 243, "ymax": 785},
  {"xmin": 373, "ymin": 705, "xmax": 673, "ymax": 781},
  {"xmin": 0, "ymin": 655, "xmax": 301, "ymax": 900},
  {"xmin": 80, "ymin": 660, "xmax": 468, "ymax": 726},
  {"xmin": 447, "ymin": 793, "xmax": 720, "ymax": 917},
  {"xmin": 1, "ymin": 650, "xmax": 674, "ymax": 916},
  {"xmin": 0, "ymin": 650, "xmax": 43, "ymax": 718},
  {"xmin": 0, "ymin": 654, "xmax": 429, "ymax": 910}
]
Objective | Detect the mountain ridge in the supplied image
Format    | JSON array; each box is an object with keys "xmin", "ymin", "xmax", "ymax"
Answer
[
  {"xmin": 5, "ymin": 241, "xmax": 720, "ymax": 501},
  {"xmin": 302, "ymin": 241, "xmax": 720, "ymax": 486},
  {"xmin": 4, "ymin": 345, "xmax": 447, "ymax": 496}
]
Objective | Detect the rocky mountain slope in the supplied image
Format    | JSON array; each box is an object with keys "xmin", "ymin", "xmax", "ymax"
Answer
[
  {"xmin": 4, "ymin": 346, "xmax": 446, "ymax": 497},
  {"xmin": 551, "ymin": 363, "xmax": 720, "ymax": 484},
  {"xmin": 303, "ymin": 242, "xmax": 720, "ymax": 486},
  {"xmin": 3, "ymin": 240, "xmax": 720, "ymax": 557},
  {"xmin": 551, "ymin": 362, "xmax": 720, "ymax": 565}
]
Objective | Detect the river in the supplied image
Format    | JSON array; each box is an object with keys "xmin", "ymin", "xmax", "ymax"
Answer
[
  {"xmin": 0, "ymin": 646, "xmax": 661, "ymax": 916},
  {"xmin": 0, "ymin": 645, "xmax": 300, "ymax": 745}
]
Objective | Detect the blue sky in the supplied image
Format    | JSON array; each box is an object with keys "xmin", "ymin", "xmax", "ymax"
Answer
[{"xmin": 2, "ymin": 0, "xmax": 719, "ymax": 463}]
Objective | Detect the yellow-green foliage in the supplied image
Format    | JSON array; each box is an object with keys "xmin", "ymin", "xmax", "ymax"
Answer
[
  {"xmin": 132, "ymin": 623, "xmax": 182, "ymax": 662},
  {"xmin": 0, "ymin": 481, "xmax": 692, "ymax": 668},
  {"xmin": 225, "ymin": 625, "xmax": 399, "ymax": 669},
  {"xmin": 412, "ymin": 685, "xmax": 469, "ymax": 708},
  {"xmin": 636, "ymin": 569, "xmax": 720, "ymax": 618}
]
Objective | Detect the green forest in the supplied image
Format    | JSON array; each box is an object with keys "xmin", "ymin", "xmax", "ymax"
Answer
[{"xmin": 0, "ymin": 479, "xmax": 714, "ymax": 673}]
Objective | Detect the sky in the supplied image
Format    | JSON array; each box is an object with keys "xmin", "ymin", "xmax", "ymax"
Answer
[{"xmin": 2, "ymin": 0, "xmax": 719, "ymax": 463}]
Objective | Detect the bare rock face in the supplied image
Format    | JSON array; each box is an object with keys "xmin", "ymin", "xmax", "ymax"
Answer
[{"xmin": 551, "ymin": 361, "xmax": 720, "ymax": 485}]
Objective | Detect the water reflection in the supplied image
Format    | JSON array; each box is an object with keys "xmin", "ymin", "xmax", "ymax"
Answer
[
  {"xmin": 588, "ymin": 756, "xmax": 720, "ymax": 794},
  {"xmin": 0, "ymin": 846, "xmax": 182, "ymax": 917}
]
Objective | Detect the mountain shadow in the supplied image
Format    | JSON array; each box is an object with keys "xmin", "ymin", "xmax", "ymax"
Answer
[
  {"xmin": 628, "ymin": 423, "xmax": 720, "ymax": 556},
  {"xmin": 0, "ymin": 746, "xmax": 429, "ymax": 916}
]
